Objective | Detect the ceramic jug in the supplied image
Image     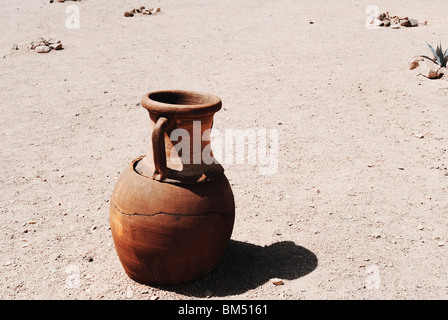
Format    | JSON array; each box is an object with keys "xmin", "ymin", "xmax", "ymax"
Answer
[{"xmin": 109, "ymin": 90, "xmax": 235, "ymax": 285}]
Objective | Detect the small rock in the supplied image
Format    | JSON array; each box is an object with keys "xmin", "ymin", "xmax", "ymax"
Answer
[
  {"xmin": 414, "ymin": 133, "xmax": 424, "ymax": 139},
  {"xmin": 35, "ymin": 46, "xmax": 51, "ymax": 53},
  {"xmin": 49, "ymin": 43, "xmax": 63, "ymax": 50},
  {"xmin": 419, "ymin": 60, "xmax": 442, "ymax": 79},
  {"xmin": 418, "ymin": 225, "xmax": 424, "ymax": 230},
  {"xmin": 124, "ymin": 12, "xmax": 134, "ymax": 17},
  {"xmin": 126, "ymin": 288, "xmax": 134, "ymax": 299},
  {"xmin": 272, "ymin": 280, "xmax": 284, "ymax": 286},
  {"xmin": 438, "ymin": 242, "xmax": 445, "ymax": 247},
  {"xmin": 409, "ymin": 55, "xmax": 424, "ymax": 70},
  {"xmin": 400, "ymin": 19, "xmax": 411, "ymax": 27},
  {"xmin": 398, "ymin": 167, "xmax": 405, "ymax": 170},
  {"xmin": 401, "ymin": 19, "xmax": 417, "ymax": 27},
  {"xmin": 149, "ymin": 295, "xmax": 159, "ymax": 300}
]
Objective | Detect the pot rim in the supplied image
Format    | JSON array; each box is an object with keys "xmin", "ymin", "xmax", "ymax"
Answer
[{"xmin": 141, "ymin": 90, "xmax": 222, "ymax": 116}]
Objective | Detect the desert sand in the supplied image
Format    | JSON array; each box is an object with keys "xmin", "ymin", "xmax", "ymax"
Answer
[{"xmin": 1, "ymin": 0, "xmax": 447, "ymax": 300}]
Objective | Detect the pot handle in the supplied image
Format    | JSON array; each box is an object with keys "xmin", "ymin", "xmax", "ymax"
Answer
[{"xmin": 152, "ymin": 116, "xmax": 169, "ymax": 181}]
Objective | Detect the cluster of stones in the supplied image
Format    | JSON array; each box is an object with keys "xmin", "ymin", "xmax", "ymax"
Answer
[
  {"xmin": 49, "ymin": 0, "xmax": 80, "ymax": 3},
  {"xmin": 11, "ymin": 38, "xmax": 63, "ymax": 53},
  {"xmin": 124, "ymin": 6, "xmax": 161, "ymax": 17},
  {"xmin": 369, "ymin": 12, "xmax": 419, "ymax": 29},
  {"xmin": 30, "ymin": 38, "xmax": 63, "ymax": 53}
]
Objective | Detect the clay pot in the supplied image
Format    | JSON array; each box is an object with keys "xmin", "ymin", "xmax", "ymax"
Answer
[{"xmin": 110, "ymin": 90, "xmax": 235, "ymax": 285}]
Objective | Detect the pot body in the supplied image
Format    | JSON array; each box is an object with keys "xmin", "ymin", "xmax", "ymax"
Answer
[{"xmin": 110, "ymin": 90, "xmax": 235, "ymax": 285}]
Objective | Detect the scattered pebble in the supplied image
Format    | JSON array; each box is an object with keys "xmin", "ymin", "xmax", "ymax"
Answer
[
  {"xmin": 272, "ymin": 280, "xmax": 284, "ymax": 286},
  {"xmin": 17, "ymin": 37, "xmax": 64, "ymax": 53},
  {"xmin": 50, "ymin": 43, "xmax": 63, "ymax": 50},
  {"xmin": 409, "ymin": 56, "xmax": 424, "ymax": 70},
  {"xmin": 36, "ymin": 46, "xmax": 51, "ymax": 53},
  {"xmin": 368, "ymin": 233, "xmax": 381, "ymax": 239},
  {"xmin": 418, "ymin": 60, "xmax": 443, "ymax": 79}
]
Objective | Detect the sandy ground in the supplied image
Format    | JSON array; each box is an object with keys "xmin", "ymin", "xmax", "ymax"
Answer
[{"xmin": 1, "ymin": 0, "xmax": 448, "ymax": 300}]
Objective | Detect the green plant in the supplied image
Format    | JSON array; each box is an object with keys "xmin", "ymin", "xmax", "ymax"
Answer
[{"xmin": 425, "ymin": 42, "xmax": 448, "ymax": 68}]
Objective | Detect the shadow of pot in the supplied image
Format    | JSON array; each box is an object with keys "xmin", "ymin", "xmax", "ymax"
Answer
[{"xmin": 158, "ymin": 240, "xmax": 318, "ymax": 297}]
